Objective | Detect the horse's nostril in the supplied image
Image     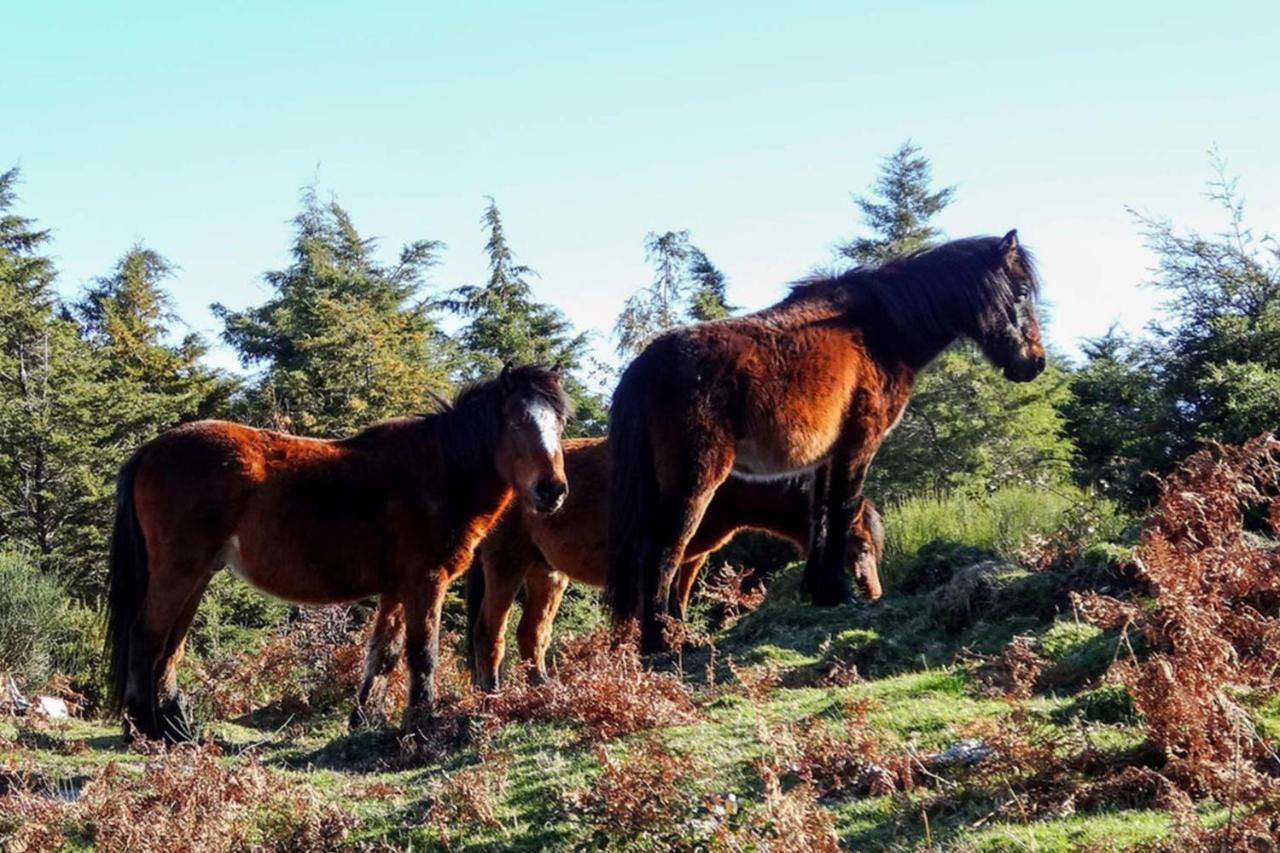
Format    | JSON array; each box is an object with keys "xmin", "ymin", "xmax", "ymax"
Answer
[{"xmin": 535, "ymin": 480, "xmax": 568, "ymax": 508}]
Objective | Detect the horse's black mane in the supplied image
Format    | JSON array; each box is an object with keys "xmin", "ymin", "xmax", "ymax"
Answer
[
  {"xmin": 451, "ymin": 365, "xmax": 570, "ymax": 421},
  {"xmin": 786, "ymin": 236, "xmax": 1040, "ymax": 349},
  {"xmin": 341, "ymin": 366, "xmax": 568, "ymax": 472}
]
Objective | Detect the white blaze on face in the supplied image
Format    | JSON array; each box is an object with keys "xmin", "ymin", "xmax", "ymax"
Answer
[{"xmin": 529, "ymin": 400, "xmax": 560, "ymax": 455}]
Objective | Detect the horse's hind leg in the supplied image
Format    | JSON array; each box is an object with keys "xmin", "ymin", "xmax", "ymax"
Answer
[
  {"xmin": 642, "ymin": 444, "xmax": 734, "ymax": 654},
  {"xmin": 516, "ymin": 568, "xmax": 569, "ymax": 684},
  {"xmin": 670, "ymin": 555, "xmax": 709, "ymax": 621},
  {"xmin": 124, "ymin": 556, "xmax": 213, "ymax": 742},
  {"xmin": 350, "ymin": 595, "xmax": 405, "ymax": 730},
  {"xmin": 154, "ymin": 569, "xmax": 216, "ymax": 741}
]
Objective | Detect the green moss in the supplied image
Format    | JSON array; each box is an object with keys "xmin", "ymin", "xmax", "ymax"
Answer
[{"xmin": 1053, "ymin": 684, "xmax": 1139, "ymax": 725}]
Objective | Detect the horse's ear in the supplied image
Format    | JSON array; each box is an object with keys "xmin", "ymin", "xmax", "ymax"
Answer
[
  {"xmin": 550, "ymin": 363, "xmax": 564, "ymax": 381},
  {"xmin": 500, "ymin": 361, "xmax": 515, "ymax": 391},
  {"xmin": 1000, "ymin": 229, "xmax": 1019, "ymax": 254}
]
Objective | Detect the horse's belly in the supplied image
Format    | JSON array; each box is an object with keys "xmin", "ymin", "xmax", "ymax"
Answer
[
  {"xmin": 732, "ymin": 417, "xmax": 841, "ymax": 479},
  {"xmin": 221, "ymin": 532, "xmax": 383, "ymax": 605}
]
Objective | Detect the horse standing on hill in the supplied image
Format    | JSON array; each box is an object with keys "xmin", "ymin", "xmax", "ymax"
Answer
[
  {"xmin": 106, "ymin": 365, "xmax": 570, "ymax": 741},
  {"xmin": 459, "ymin": 436, "xmax": 884, "ymax": 691},
  {"xmin": 606, "ymin": 232, "xmax": 1046, "ymax": 653}
]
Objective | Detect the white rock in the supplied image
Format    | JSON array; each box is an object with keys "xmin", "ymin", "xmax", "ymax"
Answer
[
  {"xmin": 35, "ymin": 696, "xmax": 69, "ymax": 720},
  {"xmin": 932, "ymin": 739, "xmax": 992, "ymax": 767}
]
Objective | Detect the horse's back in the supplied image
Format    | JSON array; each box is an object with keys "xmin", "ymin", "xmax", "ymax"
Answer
[
  {"xmin": 626, "ymin": 314, "xmax": 878, "ymax": 477},
  {"xmin": 130, "ymin": 421, "xmax": 347, "ymax": 551}
]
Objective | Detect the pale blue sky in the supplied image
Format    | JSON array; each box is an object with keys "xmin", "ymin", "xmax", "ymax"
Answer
[{"xmin": 5, "ymin": 1, "xmax": 1278, "ymax": 376}]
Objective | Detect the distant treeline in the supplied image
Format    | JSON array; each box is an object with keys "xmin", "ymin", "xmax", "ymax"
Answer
[{"xmin": 2, "ymin": 143, "xmax": 1278, "ymax": 607}]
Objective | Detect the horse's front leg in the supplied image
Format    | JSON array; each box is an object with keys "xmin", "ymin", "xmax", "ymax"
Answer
[
  {"xmin": 350, "ymin": 595, "xmax": 405, "ymax": 730},
  {"xmin": 402, "ymin": 572, "xmax": 446, "ymax": 732},
  {"xmin": 804, "ymin": 462, "xmax": 833, "ymax": 591}
]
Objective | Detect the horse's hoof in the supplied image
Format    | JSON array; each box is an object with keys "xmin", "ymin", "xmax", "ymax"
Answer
[
  {"xmin": 528, "ymin": 668, "xmax": 550, "ymax": 686},
  {"xmin": 401, "ymin": 705, "xmax": 435, "ymax": 736},
  {"xmin": 348, "ymin": 706, "xmax": 388, "ymax": 732},
  {"xmin": 158, "ymin": 704, "xmax": 197, "ymax": 744}
]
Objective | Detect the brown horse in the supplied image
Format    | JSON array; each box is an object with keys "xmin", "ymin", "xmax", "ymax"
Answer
[
  {"xmin": 459, "ymin": 437, "xmax": 884, "ymax": 691},
  {"xmin": 606, "ymin": 233, "xmax": 1046, "ymax": 652},
  {"xmin": 106, "ymin": 365, "xmax": 570, "ymax": 740}
]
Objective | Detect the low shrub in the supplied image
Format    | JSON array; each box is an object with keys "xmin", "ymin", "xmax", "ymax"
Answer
[
  {"xmin": 0, "ymin": 742, "xmax": 356, "ymax": 851},
  {"xmin": 188, "ymin": 605, "xmax": 363, "ymax": 720},
  {"xmin": 0, "ymin": 549, "xmax": 87, "ymax": 694},
  {"xmin": 1075, "ymin": 434, "xmax": 1280, "ymax": 801},
  {"xmin": 482, "ymin": 627, "xmax": 697, "ymax": 741}
]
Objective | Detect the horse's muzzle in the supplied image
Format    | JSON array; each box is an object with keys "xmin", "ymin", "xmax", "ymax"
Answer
[
  {"xmin": 532, "ymin": 480, "xmax": 568, "ymax": 514},
  {"xmin": 1004, "ymin": 354, "xmax": 1046, "ymax": 382}
]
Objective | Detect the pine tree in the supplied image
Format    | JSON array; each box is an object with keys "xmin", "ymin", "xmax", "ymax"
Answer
[
  {"xmin": 78, "ymin": 245, "xmax": 230, "ymax": 439},
  {"xmin": 835, "ymin": 141, "xmax": 955, "ymax": 262},
  {"xmin": 0, "ymin": 168, "xmax": 122, "ymax": 594},
  {"xmin": 443, "ymin": 198, "xmax": 605, "ymax": 434},
  {"xmin": 615, "ymin": 230, "xmax": 691, "ymax": 357},
  {"xmin": 835, "ymin": 146, "xmax": 1074, "ymax": 501},
  {"xmin": 686, "ymin": 247, "xmax": 734, "ymax": 321},
  {"xmin": 214, "ymin": 189, "xmax": 454, "ymax": 437}
]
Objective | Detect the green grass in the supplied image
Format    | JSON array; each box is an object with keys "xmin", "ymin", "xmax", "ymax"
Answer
[
  {"xmin": 881, "ymin": 484, "xmax": 1128, "ymax": 587},
  {"xmin": 0, "ymin": 536, "xmax": 1208, "ymax": 851}
]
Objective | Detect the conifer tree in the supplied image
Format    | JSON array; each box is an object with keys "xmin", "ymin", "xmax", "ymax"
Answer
[
  {"xmin": 444, "ymin": 198, "xmax": 605, "ymax": 434},
  {"xmin": 614, "ymin": 230, "xmax": 692, "ymax": 358},
  {"xmin": 447, "ymin": 199, "xmax": 588, "ymax": 374},
  {"xmin": 835, "ymin": 141, "xmax": 954, "ymax": 263},
  {"xmin": 78, "ymin": 245, "xmax": 230, "ymax": 440},
  {"xmin": 686, "ymin": 247, "xmax": 734, "ymax": 321},
  {"xmin": 0, "ymin": 168, "xmax": 121, "ymax": 593},
  {"xmin": 214, "ymin": 189, "xmax": 453, "ymax": 436},
  {"xmin": 615, "ymin": 232, "xmax": 737, "ymax": 356}
]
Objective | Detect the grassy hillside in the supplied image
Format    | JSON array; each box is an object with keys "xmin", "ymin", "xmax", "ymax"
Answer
[
  {"xmin": 4, "ymin": 451, "xmax": 1279, "ymax": 851},
  {"xmin": 0, "ymin": 559, "xmax": 1179, "ymax": 851}
]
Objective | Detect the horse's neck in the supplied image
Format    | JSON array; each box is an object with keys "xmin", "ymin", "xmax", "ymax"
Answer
[{"xmin": 823, "ymin": 290, "xmax": 959, "ymax": 377}]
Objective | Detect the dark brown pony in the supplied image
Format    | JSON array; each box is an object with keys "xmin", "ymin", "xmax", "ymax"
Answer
[
  {"xmin": 606, "ymin": 233, "xmax": 1046, "ymax": 652},
  {"xmin": 106, "ymin": 365, "xmax": 569, "ymax": 740},
  {"xmin": 460, "ymin": 437, "xmax": 884, "ymax": 690}
]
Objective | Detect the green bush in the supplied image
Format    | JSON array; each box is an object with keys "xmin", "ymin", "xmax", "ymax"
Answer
[
  {"xmin": 0, "ymin": 549, "xmax": 81, "ymax": 692},
  {"xmin": 882, "ymin": 484, "xmax": 1126, "ymax": 588},
  {"xmin": 188, "ymin": 570, "xmax": 292, "ymax": 658}
]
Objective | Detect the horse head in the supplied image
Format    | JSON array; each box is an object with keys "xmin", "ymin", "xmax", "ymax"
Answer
[
  {"xmin": 493, "ymin": 363, "xmax": 571, "ymax": 514},
  {"xmin": 971, "ymin": 230, "xmax": 1046, "ymax": 383}
]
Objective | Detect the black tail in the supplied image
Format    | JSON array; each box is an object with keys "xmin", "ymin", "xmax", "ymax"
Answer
[
  {"xmin": 106, "ymin": 452, "xmax": 148, "ymax": 714},
  {"xmin": 604, "ymin": 365, "xmax": 659, "ymax": 625},
  {"xmin": 464, "ymin": 551, "xmax": 485, "ymax": 675}
]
